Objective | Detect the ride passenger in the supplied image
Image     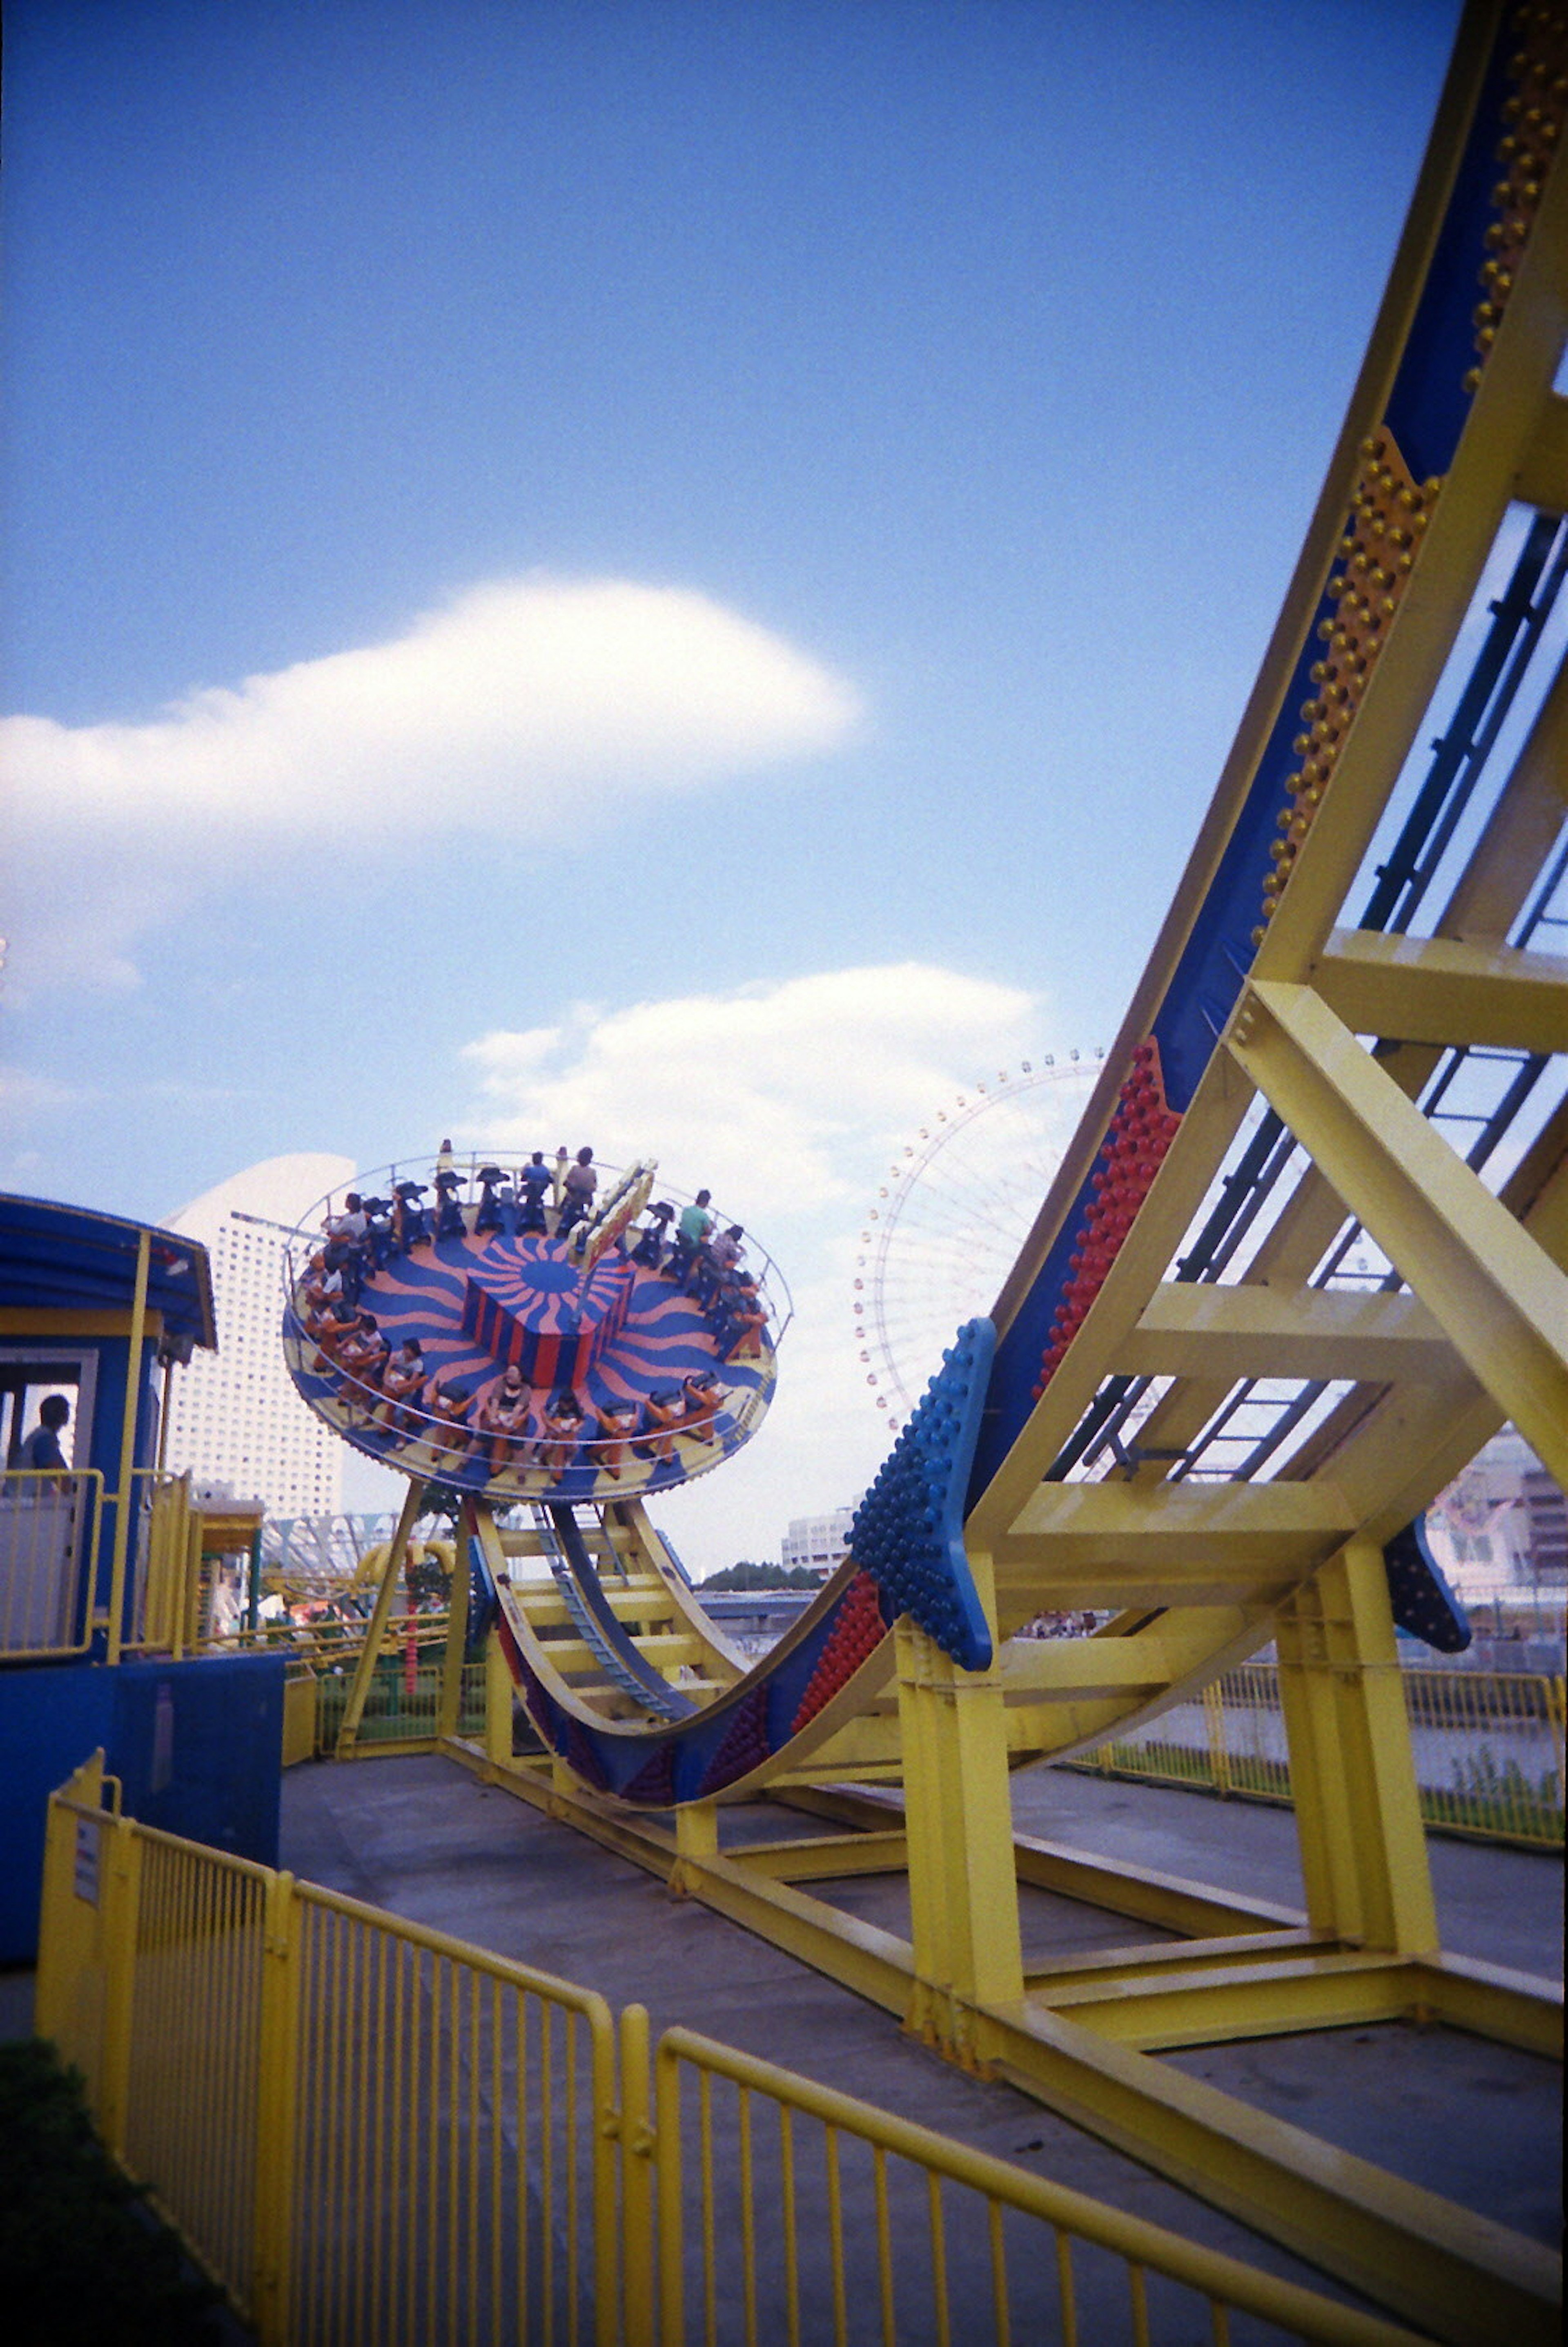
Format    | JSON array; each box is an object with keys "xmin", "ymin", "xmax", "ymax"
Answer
[
  {"xmin": 679, "ymin": 1370, "xmax": 724, "ymax": 1443},
  {"xmin": 590, "ymin": 1396, "xmax": 641, "ymax": 1481},
  {"xmin": 517, "ymin": 1152, "xmax": 552, "ymax": 1234},
  {"xmin": 540, "ymin": 1390, "xmax": 585, "ymax": 1479},
  {"xmin": 668, "ymin": 1190, "xmax": 714, "ymax": 1288},
  {"xmin": 376, "ymin": 1338, "xmax": 425, "ymax": 1440},
  {"xmin": 424, "ymin": 1377, "xmax": 473, "ymax": 1461},
  {"xmin": 476, "ymin": 1368, "xmax": 536, "ymax": 1477},
  {"xmin": 335, "ymin": 1313, "xmax": 390, "ymax": 1420},
  {"xmin": 558, "ymin": 1147, "xmax": 597, "ymax": 1234},
  {"xmin": 637, "ymin": 1385, "xmax": 685, "ymax": 1464}
]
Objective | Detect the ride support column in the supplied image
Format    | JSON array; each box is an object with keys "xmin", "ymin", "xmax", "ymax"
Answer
[
  {"xmin": 1273, "ymin": 1536, "xmax": 1439, "ymax": 1954},
  {"xmin": 895, "ymin": 1557, "xmax": 1022, "ymax": 2067}
]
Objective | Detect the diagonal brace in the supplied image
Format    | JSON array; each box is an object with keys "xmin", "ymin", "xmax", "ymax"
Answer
[{"xmin": 1227, "ymin": 980, "xmax": 1568, "ymax": 1480}]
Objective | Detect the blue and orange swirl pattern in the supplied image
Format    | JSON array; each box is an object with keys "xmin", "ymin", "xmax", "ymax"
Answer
[{"xmin": 283, "ymin": 1225, "xmax": 776, "ymax": 1503}]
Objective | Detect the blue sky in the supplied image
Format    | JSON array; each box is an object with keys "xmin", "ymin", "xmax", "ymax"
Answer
[{"xmin": 1, "ymin": 0, "xmax": 1462, "ymax": 1564}]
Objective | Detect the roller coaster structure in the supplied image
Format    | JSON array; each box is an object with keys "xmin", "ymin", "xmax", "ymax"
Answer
[{"xmin": 330, "ymin": 10, "xmax": 1566, "ymax": 2337}]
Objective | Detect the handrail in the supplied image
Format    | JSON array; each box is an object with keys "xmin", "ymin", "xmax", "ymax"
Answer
[
  {"xmin": 37, "ymin": 1769, "xmax": 1441, "ymax": 2347},
  {"xmin": 647, "ymin": 2020, "xmax": 1433, "ymax": 2347}
]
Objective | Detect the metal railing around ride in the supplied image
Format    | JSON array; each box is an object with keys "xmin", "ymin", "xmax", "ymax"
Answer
[
  {"xmin": 38, "ymin": 1758, "xmax": 1434, "ymax": 2347},
  {"xmin": 1073, "ymin": 1661, "xmax": 1566, "ymax": 1847}
]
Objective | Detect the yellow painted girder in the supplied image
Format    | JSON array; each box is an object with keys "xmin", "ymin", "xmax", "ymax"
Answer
[
  {"xmin": 999, "ymin": 1631, "xmax": 1222, "ymax": 1702},
  {"xmin": 1312, "ymin": 928, "xmax": 1568, "ymax": 1053},
  {"xmin": 1513, "ymin": 388, "xmax": 1568, "ymax": 513},
  {"xmin": 1228, "ymin": 979, "xmax": 1568, "ymax": 1479},
  {"xmin": 1118, "ymin": 1282, "xmax": 1457, "ymax": 1384},
  {"xmin": 1002, "ymin": 1476, "xmax": 1357, "ymax": 1562}
]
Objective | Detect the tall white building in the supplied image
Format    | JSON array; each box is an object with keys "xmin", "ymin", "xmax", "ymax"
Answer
[{"xmin": 162, "ymin": 1153, "xmax": 354, "ymax": 1518}]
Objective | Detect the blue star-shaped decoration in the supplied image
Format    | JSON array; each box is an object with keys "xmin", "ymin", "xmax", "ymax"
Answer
[{"xmin": 848, "ymin": 1318, "xmax": 996, "ymax": 1670}]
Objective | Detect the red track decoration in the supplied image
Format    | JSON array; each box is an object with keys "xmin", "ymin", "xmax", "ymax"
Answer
[
  {"xmin": 1033, "ymin": 1039, "xmax": 1181, "ymax": 1398},
  {"xmin": 790, "ymin": 1571, "xmax": 889, "ymax": 1733}
]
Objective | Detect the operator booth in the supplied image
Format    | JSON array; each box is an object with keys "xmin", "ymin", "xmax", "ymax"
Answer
[{"xmin": 0, "ymin": 1193, "xmax": 284, "ymax": 1962}]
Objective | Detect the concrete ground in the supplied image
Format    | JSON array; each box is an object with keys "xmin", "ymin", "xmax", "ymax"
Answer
[{"xmin": 277, "ymin": 1751, "xmax": 1563, "ymax": 2309}]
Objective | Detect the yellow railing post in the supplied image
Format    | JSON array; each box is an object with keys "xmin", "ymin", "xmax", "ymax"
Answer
[
  {"xmin": 98, "ymin": 1811, "xmax": 144, "ymax": 2161},
  {"xmin": 653, "ymin": 2033, "xmax": 688, "ymax": 2347},
  {"xmin": 619, "ymin": 2002, "xmax": 657, "ymax": 2347},
  {"xmin": 106, "ymin": 1228, "xmax": 151, "ymax": 1665},
  {"xmin": 252, "ymin": 1868, "xmax": 300, "ymax": 2347},
  {"xmin": 1204, "ymin": 1680, "xmax": 1231, "ymax": 1794}
]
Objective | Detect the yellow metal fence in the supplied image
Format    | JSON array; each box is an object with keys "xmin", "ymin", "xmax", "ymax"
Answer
[
  {"xmin": 36, "ymin": 1759, "xmax": 1433, "ymax": 2347},
  {"xmin": 1076, "ymin": 1663, "xmax": 1566, "ymax": 1847}
]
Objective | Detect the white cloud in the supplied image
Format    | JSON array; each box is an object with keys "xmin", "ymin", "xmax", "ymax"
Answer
[
  {"xmin": 455, "ymin": 961, "xmax": 1049, "ymax": 1576},
  {"xmin": 0, "ymin": 577, "xmax": 861, "ymax": 990}
]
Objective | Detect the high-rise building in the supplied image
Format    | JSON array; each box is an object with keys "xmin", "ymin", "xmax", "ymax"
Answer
[{"xmin": 162, "ymin": 1153, "xmax": 354, "ymax": 1517}]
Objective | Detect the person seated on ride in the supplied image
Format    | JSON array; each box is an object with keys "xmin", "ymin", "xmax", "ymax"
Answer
[
  {"xmin": 540, "ymin": 1389, "xmax": 585, "ymax": 1478},
  {"xmin": 433, "ymin": 1169, "xmax": 468, "ymax": 1244},
  {"xmin": 319, "ymin": 1200, "xmax": 365, "ymax": 1307},
  {"xmin": 557, "ymin": 1147, "xmax": 597, "ymax": 1234},
  {"xmin": 376, "ymin": 1338, "xmax": 425, "ymax": 1439},
  {"xmin": 589, "ymin": 1394, "xmax": 641, "ymax": 1481},
  {"xmin": 394, "ymin": 1181, "xmax": 432, "ymax": 1249},
  {"xmin": 693, "ymin": 1222, "xmax": 745, "ymax": 1308},
  {"xmin": 474, "ymin": 1166, "xmax": 508, "ymax": 1236},
  {"xmin": 719, "ymin": 1279, "xmax": 768, "ymax": 1363},
  {"xmin": 301, "ymin": 1250, "xmax": 344, "ymax": 1319},
  {"xmin": 636, "ymin": 1384, "xmax": 686, "ymax": 1464},
  {"xmin": 517, "ymin": 1151, "xmax": 551, "ymax": 1234},
  {"xmin": 668, "ymin": 1190, "xmax": 714, "ymax": 1290},
  {"xmin": 679, "ymin": 1369, "xmax": 725, "ymax": 1443},
  {"xmin": 475, "ymin": 1368, "xmax": 536, "ymax": 1477},
  {"xmin": 304, "ymin": 1293, "xmax": 356, "ymax": 1377},
  {"xmin": 335, "ymin": 1313, "xmax": 390, "ymax": 1421},
  {"xmin": 423, "ymin": 1375, "xmax": 474, "ymax": 1462},
  {"xmin": 629, "ymin": 1200, "xmax": 675, "ymax": 1269}
]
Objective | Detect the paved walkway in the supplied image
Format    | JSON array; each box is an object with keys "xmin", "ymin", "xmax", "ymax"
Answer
[{"xmin": 279, "ymin": 1753, "xmax": 1563, "ymax": 2287}]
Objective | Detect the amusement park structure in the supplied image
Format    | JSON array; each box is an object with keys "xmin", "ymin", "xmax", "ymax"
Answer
[
  {"xmin": 2, "ymin": 6, "xmax": 1564, "ymax": 2338},
  {"xmin": 270, "ymin": 10, "xmax": 1566, "ymax": 2332}
]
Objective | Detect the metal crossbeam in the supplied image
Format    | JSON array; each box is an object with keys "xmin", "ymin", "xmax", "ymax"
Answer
[
  {"xmin": 1227, "ymin": 979, "xmax": 1568, "ymax": 1477},
  {"xmin": 1118, "ymin": 1284, "xmax": 1457, "ymax": 1383},
  {"xmin": 1312, "ymin": 929, "xmax": 1568, "ymax": 1052}
]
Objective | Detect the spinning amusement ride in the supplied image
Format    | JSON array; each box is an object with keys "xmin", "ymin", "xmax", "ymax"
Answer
[{"xmin": 274, "ymin": 13, "xmax": 1567, "ymax": 2332}]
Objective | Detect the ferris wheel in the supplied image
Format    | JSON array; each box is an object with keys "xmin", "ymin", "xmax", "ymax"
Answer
[{"xmin": 853, "ymin": 1055, "xmax": 1103, "ymax": 1430}]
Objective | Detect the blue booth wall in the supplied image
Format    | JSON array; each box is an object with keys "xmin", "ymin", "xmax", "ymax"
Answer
[{"xmin": 0, "ymin": 1651, "xmax": 285, "ymax": 1966}]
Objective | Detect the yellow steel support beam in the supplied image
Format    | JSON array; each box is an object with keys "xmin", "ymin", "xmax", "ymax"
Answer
[
  {"xmin": 336, "ymin": 1477, "xmax": 424, "ymax": 1757},
  {"xmin": 1311, "ymin": 929, "xmax": 1568, "ymax": 1053},
  {"xmin": 1001, "ymin": 1476, "xmax": 1356, "ymax": 1568},
  {"xmin": 1227, "ymin": 979, "xmax": 1568, "ymax": 1479},
  {"xmin": 436, "ymin": 1504, "xmax": 474, "ymax": 1741},
  {"xmin": 1513, "ymin": 388, "xmax": 1568, "ymax": 512},
  {"xmin": 896, "ymin": 1589, "xmax": 1025, "ymax": 2060},
  {"xmin": 1118, "ymin": 1283, "xmax": 1457, "ymax": 1385},
  {"xmin": 1275, "ymin": 1540, "xmax": 1438, "ymax": 1955},
  {"xmin": 984, "ymin": 1998, "xmax": 1561, "ymax": 2347}
]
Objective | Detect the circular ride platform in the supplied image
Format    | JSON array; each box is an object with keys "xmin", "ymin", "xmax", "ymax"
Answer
[{"xmin": 282, "ymin": 1156, "xmax": 784, "ymax": 1505}]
